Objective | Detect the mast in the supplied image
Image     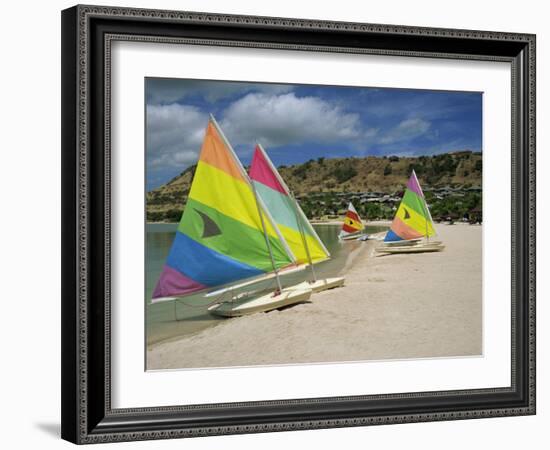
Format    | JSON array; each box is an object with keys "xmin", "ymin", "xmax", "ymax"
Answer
[{"xmin": 412, "ymin": 170, "xmax": 435, "ymax": 240}]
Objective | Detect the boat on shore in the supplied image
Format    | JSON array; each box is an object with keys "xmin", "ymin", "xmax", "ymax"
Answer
[
  {"xmin": 246, "ymin": 143, "xmax": 345, "ymax": 295},
  {"xmin": 153, "ymin": 116, "xmax": 344, "ymax": 318},
  {"xmin": 339, "ymin": 202, "xmax": 367, "ymax": 241},
  {"xmin": 377, "ymin": 170, "xmax": 444, "ymax": 254},
  {"xmin": 152, "ymin": 116, "xmax": 316, "ymax": 316},
  {"xmin": 207, "ymin": 287, "xmax": 313, "ymax": 317},
  {"xmin": 376, "ymin": 242, "xmax": 444, "ymax": 254}
]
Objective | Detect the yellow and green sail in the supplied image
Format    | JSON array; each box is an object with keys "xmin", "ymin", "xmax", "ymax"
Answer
[
  {"xmin": 249, "ymin": 144, "xmax": 330, "ymax": 265},
  {"xmin": 384, "ymin": 170, "xmax": 436, "ymax": 242},
  {"xmin": 152, "ymin": 119, "xmax": 295, "ymax": 301}
]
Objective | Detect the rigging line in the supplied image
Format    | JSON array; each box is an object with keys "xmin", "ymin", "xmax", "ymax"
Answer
[
  {"xmin": 173, "ymin": 297, "xmax": 224, "ymax": 310},
  {"xmin": 414, "ymin": 185, "xmax": 430, "ymax": 240},
  {"xmin": 291, "ymin": 192, "xmax": 317, "ymax": 282}
]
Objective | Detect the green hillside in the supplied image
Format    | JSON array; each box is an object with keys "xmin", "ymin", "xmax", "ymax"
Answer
[{"xmin": 147, "ymin": 151, "xmax": 482, "ymax": 222}]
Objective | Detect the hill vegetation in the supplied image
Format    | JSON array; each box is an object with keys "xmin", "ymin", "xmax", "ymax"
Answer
[{"xmin": 146, "ymin": 151, "xmax": 482, "ymax": 222}]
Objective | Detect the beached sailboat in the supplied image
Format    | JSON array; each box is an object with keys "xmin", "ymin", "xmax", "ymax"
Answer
[
  {"xmin": 248, "ymin": 144, "xmax": 345, "ymax": 293},
  {"xmin": 338, "ymin": 202, "xmax": 366, "ymax": 241},
  {"xmin": 376, "ymin": 170, "xmax": 444, "ymax": 254},
  {"xmin": 152, "ymin": 116, "xmax": 312, "ymax": 316}
]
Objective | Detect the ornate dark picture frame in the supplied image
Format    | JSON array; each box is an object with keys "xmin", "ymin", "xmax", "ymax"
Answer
[{"xmin": 61, "ymin": 4, "xmax": 536, "ymax": 444}]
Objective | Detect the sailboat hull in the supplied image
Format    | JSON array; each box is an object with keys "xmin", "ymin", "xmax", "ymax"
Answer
[
  {"xmin": 288, "ymin": 277, "xmax": 345, "ymax": 293},
  {"xmin": 339, "ymin": 232, "xmax": 364, "ymax": 241},
  {"xmin": 376, "ymin": 242, "xmax": 445, "ymax": 254},
  {"xmin": 382, "ymin": 238, "xmax": 443, "ymax": 247},
  {"xmin": 382, "ymin": 238, "xmax": 422, "ymax": 246},
  {"xmin": 208, "ymin": 288, "xmax": 313, "ymax": 317}
]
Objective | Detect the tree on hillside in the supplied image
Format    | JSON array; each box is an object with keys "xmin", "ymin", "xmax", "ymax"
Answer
[{"xmin": 331, "ymin": 165, "xmax": 357, "ymax": 183}]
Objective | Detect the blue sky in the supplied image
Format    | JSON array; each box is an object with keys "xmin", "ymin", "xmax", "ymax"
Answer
[{"xmin": 146, "ymin": 78, "xmax": 482, "ymax": 190}]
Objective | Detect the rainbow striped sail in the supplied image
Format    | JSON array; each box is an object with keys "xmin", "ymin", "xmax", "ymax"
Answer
[
  {"xmin": 152, "ymin": 118, "xmax": 295, "ymax": 301},
  {"xmin": 384, "ymin": 170, "xmax": 436, "ymax": 242},
  {"xmin": 249, "ymin": 144, "xmax": 330, "ymax": 265}
]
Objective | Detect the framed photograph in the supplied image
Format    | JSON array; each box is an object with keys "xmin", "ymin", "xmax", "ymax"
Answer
[{"xmin": 61, "ymin": 4, "xmax": 536, "ymax": 444}]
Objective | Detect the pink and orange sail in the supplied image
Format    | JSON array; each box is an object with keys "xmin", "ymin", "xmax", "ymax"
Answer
[
  {"xmin": 152, "ymin": 118, "xmax": 295, "ymax": 301},
  {"xmin": 249, "ymin": 144, "xmax": 330, "ymax": 265},
  {"xmin": 384, "ymin": 170, "xmax": 436, "ymax": 242}
]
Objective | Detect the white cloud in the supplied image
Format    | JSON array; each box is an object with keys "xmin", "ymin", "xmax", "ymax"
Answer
[
  {"xmin": 379, "ymin": 118, "xmax": 431, "ymax": 144},
  {"xmin": 146, "ymin": 103, "xmax": 207, "ymax": 170},
  {"xmin": 364, "ymin": 127, "xmax": 379, "ymax": 139},
  {"xmin": 388, "ymin": 151, "xmax": 417, "ymax": 157},
  {"xmin": 146, "ymin": 79, "xmax": 293, "ymax": 105},
  {"xmin": 220, "ymin": 92, "xmax": 363, "ymax": 147}
]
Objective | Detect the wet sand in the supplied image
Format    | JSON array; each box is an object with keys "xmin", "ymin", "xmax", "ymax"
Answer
[{"xmin": 147, "ymin": 224, "xmax": 482, "ymax": 370}]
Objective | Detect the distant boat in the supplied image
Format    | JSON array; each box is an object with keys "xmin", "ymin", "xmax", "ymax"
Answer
[
  {"xmin": 153, "ymin": 115, "xmax": 312, "ymax": 316},
  {"xmin": 376, "ymin": 170, "xmax": 444, "ymax": 254},
  {"xmin": 247, "ymin": 143, "xmax": 345, "ymax": 294},
  {"xmin": 338, "ymin": 202, "xmax": 366, "ymax": 241}
]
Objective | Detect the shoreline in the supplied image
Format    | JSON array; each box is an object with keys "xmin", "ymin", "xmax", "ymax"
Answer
[
  {"xmin": 148, "ymin": 224, "xmax": 482, "ymax": 370},
  {"xmin": 147, "ymin": 233, "xmax": 375, "ymax": 351}
]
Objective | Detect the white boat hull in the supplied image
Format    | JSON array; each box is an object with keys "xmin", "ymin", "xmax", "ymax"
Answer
[
  {"xmin": 208, "ymin": 288, "xmax": 313, "ymax": 317},
  {"xmin": 288, "ymin": 277, "xmax": 345, "ymax": 293},
  {"xmin": 339, "ymin": 233, "xmax": 364, "ymax": 241},
  {"xmin": 382, "ymin": 238, "xmax": 423, "ymax": 246},
  {"xmin": 376, "ymin": 243, "xmax": 445, "ymax": 254}
]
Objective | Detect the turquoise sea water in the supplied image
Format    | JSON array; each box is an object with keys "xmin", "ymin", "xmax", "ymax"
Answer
[{"xmin": 146, "ymin": 223, "xmax": 386, "ymax": 346}]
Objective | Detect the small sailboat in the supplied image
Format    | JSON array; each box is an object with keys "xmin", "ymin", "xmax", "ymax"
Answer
[
  {"xmin": 248, "ymin": 144, "xmax": 345, "ymax": 294},
  {"xmin": 339, "ymin": 202, "xmax": 366, "ymax": 241},
  {"xmin": 376, "ymin": 170, "xmax": 444, "ymax": 254},
  {"xmin": 152, "ymin": 116, "xmax": 312, "ymax": 316}
]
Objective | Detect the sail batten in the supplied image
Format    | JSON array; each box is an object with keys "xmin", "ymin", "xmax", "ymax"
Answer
[
  {"xmin": 384, "ymin": 170, "xmax": 436, "ymax": 242},
  {"xmin": 152, "ymin": 119, "xmax": 295, "ymax": 301}
]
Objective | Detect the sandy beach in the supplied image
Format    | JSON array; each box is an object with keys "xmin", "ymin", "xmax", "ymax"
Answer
[{"xmin": 147, "ymin": 224, "xmax": 482, "ymax": 370}]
